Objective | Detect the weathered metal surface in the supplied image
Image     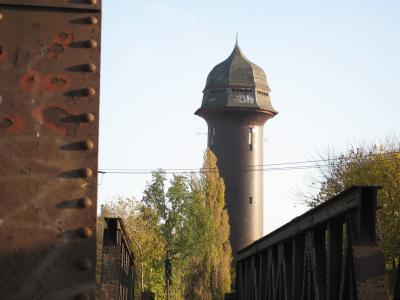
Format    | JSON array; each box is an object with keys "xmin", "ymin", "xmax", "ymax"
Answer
[
  {"xmin": 100, "ymin": 218, "xmax": 135, "ymax": 300},
  {"xmin": 394, "ymin": 259, "xmax": 400, "ymax": 300},
  {"xmin": 0, "ymin": 1, "xmax": 101, "ymax": 299},
  {"xmin": 235, "ymin": 186, "xmax": 391, "ymax": 300},
  {"xmin": 0, "ymin": 0, "xmax": 101, "ymax": 10}
]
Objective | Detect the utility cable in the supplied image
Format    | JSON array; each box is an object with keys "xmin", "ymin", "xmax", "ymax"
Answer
[{"xmin": 98, "ymin": 151, "xmax": 399, "ymax": 175}]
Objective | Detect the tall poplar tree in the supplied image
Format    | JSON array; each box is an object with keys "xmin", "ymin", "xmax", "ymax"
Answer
[{"xmin": 185, "ymin": 149, "xmax": 232, "ymax": 299}]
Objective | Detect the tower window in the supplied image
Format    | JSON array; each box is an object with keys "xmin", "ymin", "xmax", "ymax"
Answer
[
  {"xmin": 257, "ymin": 90, "xmax": 269, "ymax": 96},
  {"xmin": 248, "ymin": 127, "xmax": 253, "ymax": 151},
  {"xmin": 209, "ymin": 89, "xmax": 226, "ymax": 94},
  {"xmin": 232, "ymin": 88, "xmax": 252, "ymax": 93},
  {"xmin": 209, "ymin": 128, "xmax": 215, "ymax": 148},
  {"xmin": 249, "ymin": 197, "xmax": 253, "ymax": 204}
]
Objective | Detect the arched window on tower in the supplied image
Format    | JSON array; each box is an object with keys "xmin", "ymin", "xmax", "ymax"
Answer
[{"xmin": 248, "ymin": 127, "xmax": 253, "ymax": 151}]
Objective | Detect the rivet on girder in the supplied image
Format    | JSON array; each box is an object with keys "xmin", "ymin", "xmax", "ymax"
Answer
[
  {"xmin": 81, "ymin": 113, "xmax": 95, "ymax": 123},
  {"xmin": 88, "ymin": 16, "xmax": 98, "ymax": 25},
  {"xmin": 86, "ymin": 39, "xmax": 98, "ymax": 48},
  {"xmin": 79, "ymin": 197, "xmax": 93, "ymax": 208},
  {"xmin": 0, "ymin": 13, "xmax": 3, "ymax": 21},
  {"xmin": 88, "ymin": 0, "xmax": 97, "ymax": 4},
  {"xmin": 79, "ymin": 227, "xmax": 93, "ymax": 238},
  {"xmin": 86, "ymin": 63, "xmax": 97, "ymax": 73},
  {"xmin": 80, "ymin": 168, "xmax": 93, "ymax": 178},
  {"xmin": 83, "ymin": 140, "xmax": 94, "ymax": 150},
  {"xmin": 75, "ymin": 293, "xmax": 90, "ymax": 300},
  {"xmin": 78, "ymin": 259, "xmax": 93, "ymax": 270},
  {"xmin": 86, "ymin": 87, "xmax": 96, "ymax": 96}
]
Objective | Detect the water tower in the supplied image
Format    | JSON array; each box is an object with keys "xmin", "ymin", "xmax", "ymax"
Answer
[{"xmin": 195, "ymin": 40, "xmax": 278, "ymax": 258}]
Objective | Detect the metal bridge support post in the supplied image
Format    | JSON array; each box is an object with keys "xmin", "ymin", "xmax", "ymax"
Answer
[
  {"xmin": 394, "ymin": 259, "xmax": 400, "ymax": 300},
  {"xmin": 0, "ymin": 1, "xmax": 101, "ymax": 299},
  {"xmin": 347, "ymin": 187, "xmax": 390, "ymax": 299},
  {"xmin": 235, "ymin": 186, "xmax": 392, "ymax": 300},
  {"xmin": 100, "ymin": 218, "xmax": 136, "ymax": 300}
]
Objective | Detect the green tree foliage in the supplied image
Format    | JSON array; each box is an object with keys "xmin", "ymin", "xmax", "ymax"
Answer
[
  {"xmin": 141, "ymin": 170, "xmax": 195, "ymax": 299},
  {"xmin": 184, "ymin": 149, "xmax": 232, "ymax": 299},
  {"xmin": 101, "ymin": 197, "xmax": 166, "ymax": 298},
  {"xmin": 100, "ymin": 150, "xmax": 232, "ymax": 299},
  {"xmin": 101, "ymin": 176, "xmax": 208, "ymax": 299},
  {"xmin": 304, "ymin": 138, "xmax": 400, "ymax": 294}
]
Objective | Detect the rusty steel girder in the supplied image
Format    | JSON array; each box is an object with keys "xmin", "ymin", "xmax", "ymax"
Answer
[
  {"xmin": 235, "ymin": 186, "xmax": 391, "ymax": 300},
  {"xmin": 0, "ymin": 1, "xmax": 101, "ymax": 299},
  {"xmin": 100, "ymin": 218, "xmax": 136, "ymax": 300}
]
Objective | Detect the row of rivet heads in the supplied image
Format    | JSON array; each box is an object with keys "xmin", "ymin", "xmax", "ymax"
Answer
[
  {"xmin": 0, "ymin": 8, "xmax": 98, "ymax": 300},
  {"xmin": 68, "ymin": 13, "xmax": 99, "ymax": 300},
  {"xmin": 0, "ymin": 3, "xmax": 99, "ymax": 240}
]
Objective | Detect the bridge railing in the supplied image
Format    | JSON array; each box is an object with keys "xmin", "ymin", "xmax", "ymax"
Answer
[
  {"xmin": 100, "ymin": 218, "xmax": 136, "ymax": 300},
  {"xmin": 235, "ymin": 186, "xmax": 390, "ymax": 300}
]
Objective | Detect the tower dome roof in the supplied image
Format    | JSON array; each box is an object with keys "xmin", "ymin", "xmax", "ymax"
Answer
[
  {"xmin": 196, "ymin": 42, "xmax": 278, "ymax": 116},
  {"xmin": 204, "ymin": 45, "xmax": 270, "ymax": 91}
]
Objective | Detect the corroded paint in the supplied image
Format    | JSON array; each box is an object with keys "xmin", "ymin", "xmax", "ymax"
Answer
[{"xmin": 0, "ymin": 1, "xmax": 101, "ymax": 299}]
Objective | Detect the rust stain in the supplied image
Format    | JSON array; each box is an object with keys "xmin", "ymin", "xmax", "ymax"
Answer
[
  {"xmin": 0, "ymin": 46, "xmax": 6, "ymax": 61},
  {"xmin": 42, "ymin": 107, "xmax": 79, "ymax": 136},
  {"xmin": 0, "ymin": 118, "xmax": 13, "ymax": 129},
  {"xmin": 32, "ymin": 23, "xmax": 41, "ymax": 30},
  {"xmin": 20, "ymin": 71, "xmax": 42, "ymax": 93},
  {"xmin": 0, "ymin": 3, "xmax": 101, "ymax": 297},
  {"xmin": 48, "ymin": 31, "xmax": 74, "ymax": 59},
  {"xmin": 11, "ymin": 47, "xmax": 22, "ymax": 66},
  {"xmin": 0, "ymin": 115, "xmax": 24, "ymax": 134},
  {"xmin": 43, "ymin": 74, "xmax": 70, "ymax": 92},
  {"xmin": 20, "ymin": 71, "xmax": 70, "ymax": 94},
  {"xmin": 20, "ymin": 167, "xmax": 33, "ymax": 175},
  {"xmin": 48, "ymin": 43, "xmax": 64, "ymax": 59}
]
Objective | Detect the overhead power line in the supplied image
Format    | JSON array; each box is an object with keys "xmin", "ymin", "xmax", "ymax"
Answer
[{"xmin": 98, "ymin": 151, "xmax": 399, "ymax": 175}]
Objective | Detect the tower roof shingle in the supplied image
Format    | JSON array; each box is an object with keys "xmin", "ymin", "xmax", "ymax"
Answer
[
  {"xmin": 197, "ymin": 43, "xmax": 278, "ymax": 115},
  {"xmin": 204, "ymin": 45, "xmax": 270, "ymax": 91}
]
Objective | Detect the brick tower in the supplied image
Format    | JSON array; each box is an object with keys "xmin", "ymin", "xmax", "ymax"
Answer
[{"xmin": 195, "ymin": 40, "xmax": 277, "ymax": 259}]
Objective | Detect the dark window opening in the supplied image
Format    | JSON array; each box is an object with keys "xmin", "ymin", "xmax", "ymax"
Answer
[
  {"xmin": 209, "ymin": 128, "xmax": 215, "ymax": 148},
  {"xmin": 209, "ymin": 89, "xmax": 226, "ymax": 94},
  {"xmin": 248, "ymin": 127, "xmax": 253, "ymax": 151},
  {"xmin": 249, "ymin": 197, "xmax": 253, "ymax": 204},
  {"xmin": 232, "ymin": 88, "xmax": 252, "ymax": 93},
  {"xmin": 257, "ymin": 90, "xmax": 269, "ymax": 96}
]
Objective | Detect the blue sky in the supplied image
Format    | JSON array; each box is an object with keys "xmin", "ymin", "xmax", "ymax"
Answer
[{"xmin": 99, "ymin": 0, "xmax": 400, "ymax": 233}]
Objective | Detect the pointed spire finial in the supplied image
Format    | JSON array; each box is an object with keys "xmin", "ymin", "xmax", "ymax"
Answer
[{"xmin": 235, "ymin": 30, "xmax": 239, "ymax": 48}]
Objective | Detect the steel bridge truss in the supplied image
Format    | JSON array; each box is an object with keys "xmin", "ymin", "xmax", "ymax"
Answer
[
  {"xmin": 236, "ymin": 186, "xmax": 390, "ymax": 300},
  {"xmin": 100, "ymin": 218, "xmax": 136, "ymax": 300}
]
